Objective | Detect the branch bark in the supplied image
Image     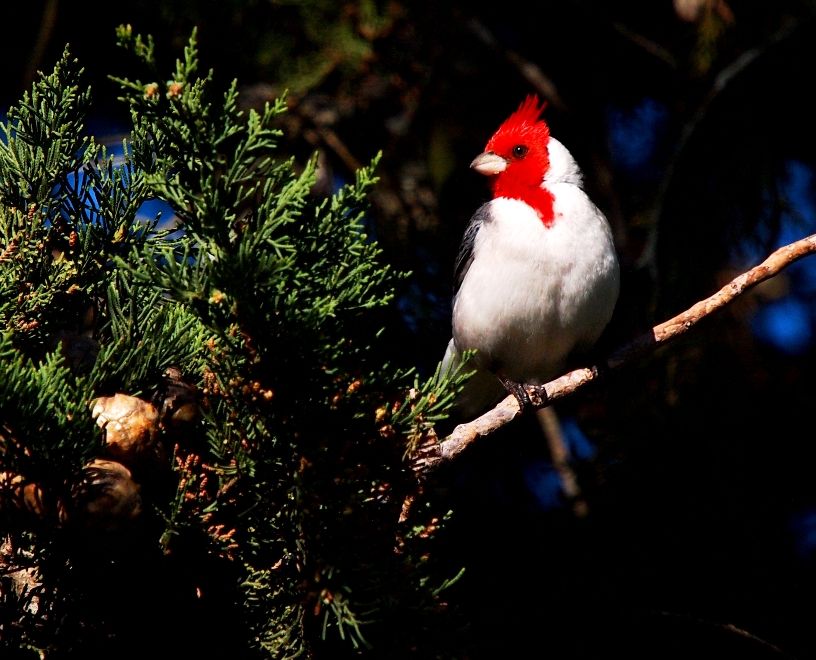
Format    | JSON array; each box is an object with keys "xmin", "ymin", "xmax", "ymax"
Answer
[{"xmin": 413, "ymin": 232, "xmax": 816, "ymax": 476}]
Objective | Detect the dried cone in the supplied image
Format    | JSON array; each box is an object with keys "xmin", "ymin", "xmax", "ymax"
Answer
[
  {"xmin": 0, "ymin": 471, "xmax": 50, "ymax": 518},
  {"xmin": 91, "ymin": 393, "xmax": 161, "ymax": 465},
  {"xmin": 155, "ymin": 367, "xmax": 201, "ymax": 433},
  {"xmin": 674, "ymin": 0, "xmax": 708, "ymax": 21},
  {"xmin": 673, "ymin": 0, "xmax": 733, "ymax": 22},
  {"xmin": 70, "ymin": 459, "xmax": 142, "ymax": 529}
]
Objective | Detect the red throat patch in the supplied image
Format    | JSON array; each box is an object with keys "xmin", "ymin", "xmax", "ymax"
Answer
[
  {"xmin": 492, "ymin": 179, "xmax": 556, "ymax": 227},
  {"xmin": 485, "ymin": 95, "xmax": 555, "ymax": 226}
]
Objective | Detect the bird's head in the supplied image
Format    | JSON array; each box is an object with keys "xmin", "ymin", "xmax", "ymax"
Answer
[{"xmin": 470, "ymin": 95, "xmax": 555, "ymax": 224}]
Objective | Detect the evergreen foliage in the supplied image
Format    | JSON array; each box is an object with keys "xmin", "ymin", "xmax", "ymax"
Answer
[{"xmin": 0, "ymin": 29, "xmax": 468, "ymax": 658}]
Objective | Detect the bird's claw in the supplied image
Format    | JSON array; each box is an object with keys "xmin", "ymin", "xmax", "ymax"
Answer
[{"xmin": 499, "ymin": 376, "xmax": 533, "ymax": 413}]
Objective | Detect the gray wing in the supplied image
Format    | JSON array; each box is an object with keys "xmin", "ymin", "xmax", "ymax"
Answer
[{"xmin": 453, "ymin": 203, "xmax": 490, "ymax": 297}]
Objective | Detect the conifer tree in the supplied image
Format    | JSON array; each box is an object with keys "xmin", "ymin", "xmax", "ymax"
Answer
[{"xmin": 0, "ymin": 28, "xmax": 467, "ymax": 658}]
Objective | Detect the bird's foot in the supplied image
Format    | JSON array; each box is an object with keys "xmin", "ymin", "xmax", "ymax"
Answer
[{"xmin": 498, "ymin": 376, "xmax": 533, "ymax": 413}]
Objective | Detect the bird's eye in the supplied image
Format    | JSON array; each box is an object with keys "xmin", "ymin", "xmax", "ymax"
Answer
[{"xmin": 512, "ymin": 144, "xmax": 528, "ymax": 158}]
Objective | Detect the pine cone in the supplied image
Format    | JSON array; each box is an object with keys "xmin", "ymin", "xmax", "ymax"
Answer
[
  {"xmin": 69, "ymin": 459, "xmax": 142, "ymax": 529},
  {"xmin": 0, "ymin": 471, "xmax": 50, "ymax": 518},
  {"xmin": 153, "ymin": 366, "xmax": 201, "ymax": 434},
  {"xmin": 91, "ymin": 393, "xmax": 162, "ymax": 466}
]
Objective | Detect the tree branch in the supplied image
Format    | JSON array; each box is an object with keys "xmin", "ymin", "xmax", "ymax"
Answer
[
  {"xmin": 23, "ymin": 0, "xmax": 60, "ymax": 91},
  {"xmin": 413, "ymin": 232, "xmax": 816, "ymax": 476},
  {"xmin": 466, "ymin": 17, "xmax": 568, "ymax": 113}
]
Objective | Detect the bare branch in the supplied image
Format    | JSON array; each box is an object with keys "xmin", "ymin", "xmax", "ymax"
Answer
[
  {"xmin": 23, "ymin": 0, "xmax": 60, "ymax": 91},
  {"xmin": 537, "ymin": 407, "xmax": 589, "ymax": 517},
  {"xmin": 414, "ymin": 232, "xmax": 816, "ymax": 476},
  {"xmin": 608, "ymin": 20, "xmax": 678, "ymax": 70},
  {"xmin": 466, "ymin": 17, "xmax": 568, "ymax": 113}
]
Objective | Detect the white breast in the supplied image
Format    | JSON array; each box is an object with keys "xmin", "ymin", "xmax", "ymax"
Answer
[{"xmin": 452, "ymin": 188, "xmax": 619, "ymax": 384}]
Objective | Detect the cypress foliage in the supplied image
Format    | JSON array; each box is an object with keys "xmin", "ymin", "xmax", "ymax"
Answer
[{"xmin": 0, "ymin": 29, "xmax": 468, "ymax": 658}]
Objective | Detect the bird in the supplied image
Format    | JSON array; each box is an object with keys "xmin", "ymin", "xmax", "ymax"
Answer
[{"xmin": 442, "ymin": 94, "xmax": 620, "ymax": 420}]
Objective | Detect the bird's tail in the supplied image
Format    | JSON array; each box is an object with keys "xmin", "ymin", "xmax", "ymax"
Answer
[{"xmin": 441, "ymin": 339, "xmax": 506, "ymax": 421}]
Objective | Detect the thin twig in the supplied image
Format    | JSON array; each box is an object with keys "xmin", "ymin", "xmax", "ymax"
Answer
[
  {"xmin": 23, "ymin": 0, "xmax": 59, "ymax": 91},
  {"xmin": 536, "ymin": 407, "xmax": 588, "ymax": 517},
  {"xmin": 466, "ymin": 17, "xmax": 568, "ymax": 112},
  {"xmin": 414, "ymin": 232, "xmax": 816, "ymax": 475},
  {"xmin": 609, "ymin": 20, "xmax": 678, "ymax": 70},
  {"xmin": 643, "ymin": 17, "xmax": 810, "ymax": 271}
]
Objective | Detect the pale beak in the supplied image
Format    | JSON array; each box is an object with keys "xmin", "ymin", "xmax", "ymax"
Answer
[{"xmin": 470, "ymin": 151, "xmax": 508, "ymax": 176}]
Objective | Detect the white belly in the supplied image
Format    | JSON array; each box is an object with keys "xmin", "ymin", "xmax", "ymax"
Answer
[{"xmin": 452, "ymin": 195, "xmax": 619, "ymax": 383}]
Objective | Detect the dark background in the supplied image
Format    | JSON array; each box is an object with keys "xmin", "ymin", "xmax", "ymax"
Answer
[{"xmin": 5, "ymin": 1, "xmax": 816, "ymax": 657}]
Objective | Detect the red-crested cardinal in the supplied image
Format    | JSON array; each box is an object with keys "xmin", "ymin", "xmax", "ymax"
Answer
[{"xmin": 442, "ymin": 95, "xmax": 620, "ymax": 419}]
